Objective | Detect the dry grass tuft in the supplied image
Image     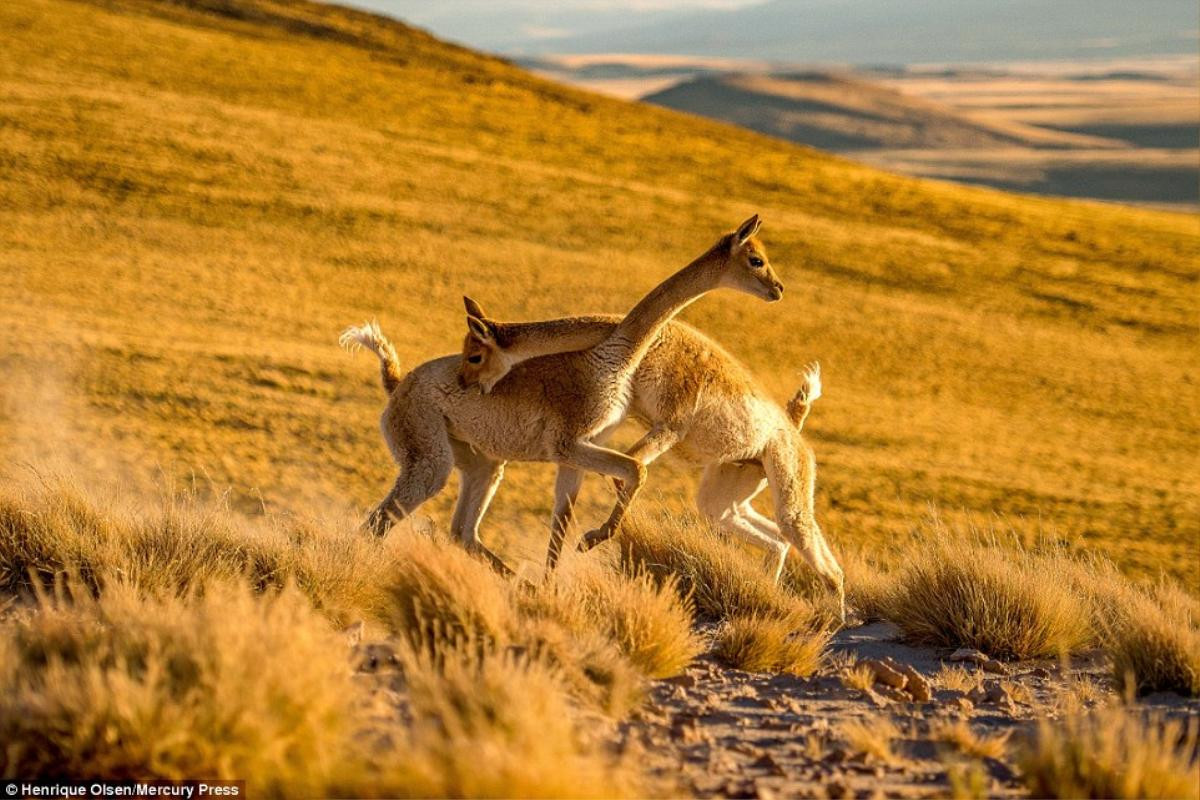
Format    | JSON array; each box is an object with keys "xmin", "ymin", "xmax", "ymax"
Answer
[
  {"xmin": 381, "ymin": 527, "xmax": 515, "ymax": 652},
  {"xmin": 840, "ymin": 660, "xmax": 877, "ymax": 692},
  {"xmin": 931, "ymin": 719, "xmax": 1010, "ymax": 759},
  {"xmin": 388, "ymin": 645, "xmax": 645, "ymax": 799},
  {"xmin": 1019, "ymin": 707, "xmax": 1200, "ymax": 799},
  {"xmin": 839, "ymin": 715, "xmax": 900, "ymax": 763},
  {"xmin": 934, "ymin": 664, "xmax": 982, "ymax": 693},
  {"xmin": 0, "ymin": 478, "xmax": 395, "ymax": 623},
  {"xmin": 0, "ymin": 579, "xmax": 358, "ymax": 793},
  {"xmin": 713, "ymin": 613, "xmax": 829, "ymax": 675},
  {"xmin": 569, "ymin": 564, "xmax": 703, "ymax": 679},
  {"xmin": 878, "ymin": 529, "xmax": 1095, "ymax": 659},
  {"xmin": 1104, "ymin": 580, "xmax": 1200, "ymax": 697},
  {"xmin": 617, "ymin": 512, "xmax": 829, "ymax": 626}
]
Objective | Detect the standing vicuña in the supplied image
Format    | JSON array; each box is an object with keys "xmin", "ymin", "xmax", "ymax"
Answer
[
  {"xmin": 341, "ymin": 216, "xmax": 783, "ymax": 566},
  {"xmin": 458, "ymin": 304, "xmax": 844, "ymax": 618}
]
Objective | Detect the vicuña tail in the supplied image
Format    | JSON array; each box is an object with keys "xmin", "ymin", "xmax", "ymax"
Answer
[
  {"xmin": 786, "ymin": 361, "xmax": 822, "ymax": 430},
  {"xmin": 339, "ymin": 321, "xmax": 403, "ymax": 395}
]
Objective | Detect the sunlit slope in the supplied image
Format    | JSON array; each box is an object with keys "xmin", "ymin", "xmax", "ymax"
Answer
[{"xmin": 1, "ymin": 0, "xmax": 1196, "ymax": 580}]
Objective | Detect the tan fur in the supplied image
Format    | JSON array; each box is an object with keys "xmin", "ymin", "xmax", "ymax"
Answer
[
  {"xmin": 459, "ymin": 310, "xmax": 845, "ymax": 618},
  {"xmin": 341, "ymin": 217, "xmax": 783, "ymax": 573}
]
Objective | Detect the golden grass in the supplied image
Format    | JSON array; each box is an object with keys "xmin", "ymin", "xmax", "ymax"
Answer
[
  {"xmin": 1105, "ymin": 581, "xmax": 1200, "ymax": 697},
  {"xmin": 840, "ymin": 715, "xmax": 900, "ymax": 763},
  {"xmin": 388, "ymin": 646, "xmax": 645, "ymax": 799},
  {"xmin": 877, "ymin": 527, "xmax": 1096, "ymax": 659},
  {"xmin": 568, "ymin": 564, "xmax": 703, "ymax": 679},
  {"xmin": 0, "ymin": 477, "xmax": 393, "ymax": 623},
  {"xmin": 934, "ymin": 665, "xmax": 982, "ymax": 694},
  {"xmin": 617, "ymin": 512, "xmax": 829, "ymax": 625},
  {"xmin": 0, "ymin": 579, "xmax": 358, "ymax": 792},
  {"xmin": 1019, "ymin": 708, "xmax": 1200, "ymax": 800},
  {"xmin": 930, "ymin": 719, "xmax": 1011, "ymax": 760},
  {"xmin": 840, "ymin": 660, "xmax": 877, "ymax": 692},
  {"xmin": 713, "ymin": 613, "xmax": 829, "ymax": 675},
  {"xmin": 0, "ymin": 478, "xmax": 683, "ymax": 793}
]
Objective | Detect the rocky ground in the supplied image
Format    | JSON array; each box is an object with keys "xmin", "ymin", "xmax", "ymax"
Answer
[
  {"xmin": 350, "ymin": 622, "xmax": 1200, "ymax": 799},
  {"xmin": 614, "ymin": 623, "xmax": 1200, "ymax": 799}
]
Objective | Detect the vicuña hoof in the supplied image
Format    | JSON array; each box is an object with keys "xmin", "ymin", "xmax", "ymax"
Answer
[{"xmin": 577, "ymin": 527, "xmax": 611, "ymax": 552}]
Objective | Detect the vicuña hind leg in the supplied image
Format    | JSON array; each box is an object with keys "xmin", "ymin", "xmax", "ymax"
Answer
[
  {"xmin": 762, "ymin": 439, "xmax": 845, "ymax": 621},
  {"xmin": 367, "ymin": 450, "xmax": 453, "ymax": 537},
  {"xmin": 697, "ymin": 462, "xmax": 790, "ymax": 581},
  {"xmin": 448, "ymin": 440, "xmax": 511, "ymax": 575},
  {"xmin": 561, "ymin": 441, "xmax": 646, "ymax": 552}
]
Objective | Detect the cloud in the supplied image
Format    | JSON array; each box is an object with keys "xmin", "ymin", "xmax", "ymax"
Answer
[{"xmin": 521, "ymin": 25, "xmax": 572, "ymax": 40}]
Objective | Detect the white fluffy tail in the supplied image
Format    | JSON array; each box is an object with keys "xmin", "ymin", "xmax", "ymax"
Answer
[
  {"xmin": 787, "ymin": 361, "xmax": 822, "ymax": 429},
  {"xmin": 340, "ymin": 321, "xmax": 404, "ymax": 395}
]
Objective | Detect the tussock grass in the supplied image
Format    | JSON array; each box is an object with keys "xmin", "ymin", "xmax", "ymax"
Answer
[
  {"xmin": 1019, "ymin": 708, "xmax": 1200, "ymax": 799},
  {"xmin": 0, "ymin": 479, "xmax": 674, "ymax": 794},
  {"xmin": 0, "ymin": 478, "xmax": 394, "ymax": 623},
  {"xmin": 389, "ymin": 646, "xmax": 645, "ymax": 799},
  {"xmin": 616, "ymin": 513, "xmax": 832, "ymax": 675},
  {"xmin": 617, "ymin": 512, "xmax": 828, "ymax": 626},
  {"xmin": 1104, "ymin": 581, "xmax": 1200, "ymax": 697},
  {"xmin": 568, "ymin": 564, "xmax": 703, "ymax": 679},
  {"xmin": 382, "ymin": 527, "xmax": 515, "ymax": 651},
  {"xmin": 877, "ymin": 528, "xmax": 1095, "ymax": 659},
  {"xmin": 713, "ymin": 613, "xmax": 829, "ymax": 675},
  {"xmin": 0, "ymin": 579, "xmax": 357, "ymax": 793}
]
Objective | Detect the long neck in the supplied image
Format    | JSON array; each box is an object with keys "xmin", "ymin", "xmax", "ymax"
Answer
[
  {"xmin": 494, "ymin": 316, "xmax": 618, "ymax": 362},
  {"xmin": 606, "ymin": 241, "xmax": 726, "ymax": 365}
]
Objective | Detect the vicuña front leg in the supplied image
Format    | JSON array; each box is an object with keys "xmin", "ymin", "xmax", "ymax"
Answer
[
  {"xmin": 547, "ymin": 465, "xmax": 584, "ymax": 572},
  {"xmin": 559, "ymin": 441, "xmax": 646, "ymax": 552}
]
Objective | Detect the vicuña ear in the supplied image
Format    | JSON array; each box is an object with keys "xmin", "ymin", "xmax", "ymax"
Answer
[
  {"xmin": 463, "ymin": 295, "xmax": 487, "ymax": 319},
  {"xmin": 734, "ymin": 214, "xmax": 762, "ymax": 246},
  {"xmin": 466, "ymin": 314, "xmax": 492, "ymax": 342}
]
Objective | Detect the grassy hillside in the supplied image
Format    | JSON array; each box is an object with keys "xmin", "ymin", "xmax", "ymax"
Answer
[{"xmin": 1, "ymin": 0, "xmax": 1197, "ymax": 584}]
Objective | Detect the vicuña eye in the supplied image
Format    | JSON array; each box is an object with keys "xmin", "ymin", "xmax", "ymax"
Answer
[
  {"xmin": 467, "ymin": 355, "xmax": 483, "ymax": 364},
  {"xmin": 749, "ymin": 256, "xmax": 764, "ymax": 268}
]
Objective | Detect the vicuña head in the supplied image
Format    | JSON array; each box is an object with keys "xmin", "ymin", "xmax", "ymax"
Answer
[{"xmin": 459, "ymin": 215, "xmax": 780, "ymax": 392}]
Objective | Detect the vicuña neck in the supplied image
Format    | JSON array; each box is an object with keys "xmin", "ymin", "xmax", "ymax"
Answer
[{"xmin": 605, "ymin": 239, "xmax": 726, "ymax": 366}]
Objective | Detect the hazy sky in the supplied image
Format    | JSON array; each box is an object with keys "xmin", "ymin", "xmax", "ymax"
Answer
[
  {"xmin": 345, "ymin": 0, "xmax": 1198, "ymax": 63},
  {"xmin": 346, "ymin": 1, "xmax": 767, "ymax": 50}
]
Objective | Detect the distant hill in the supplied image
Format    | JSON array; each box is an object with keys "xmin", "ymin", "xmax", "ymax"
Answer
[
  {"xmin": 643, "ymin": 73, "xmax": 1105, "ymax": 152},
  {"xmin": 550, "ymin": 0, "xmax": 1199, "ymax": 63}
]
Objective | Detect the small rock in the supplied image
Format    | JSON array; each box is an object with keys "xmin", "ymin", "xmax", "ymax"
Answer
[
  {"xmin": 967, "ymin": 685, "xmax": 989, "ymax": 704},
  {"xmin": 752, "ymin": 752, "xmax": 787, "ymax": 777},
  {"xmin": 982, "ymin": 659, "xmax": 1010, "ymax": 675},
  {"xmin": 949, "ymin": 647, "xmax": 988, "ymax": 664},
  {"xmin": 823, "ymin": 747, "xmax": 848, "ymax": 764},
  {"xmin": 753, "ymin": 780, "xmax": 778, "ymax": 800},
  {"xmin": 665, "ymin": 672, "xmax": 698, "ymax": 688},
  {"xmin": 826, "ymin": 779, "xmax": 849, "ymax": 799},
  {"xmin": 983, "ymin": 683, "xmax": 1012, "ymax": 706},
  {"xmin": 862, "ymin": 658, "xmax": 907, "ymax": 689},
  {"xmin": 1029, "ymin": 667, "xmax": 1051, "ymax": 679},
  {"xmin": 876, "ymin": 684, "xmax": 911, "ymax": 703},
  {"xmin": 897, "ymin": 664, "xmax": 932, "ymax": 702}
]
